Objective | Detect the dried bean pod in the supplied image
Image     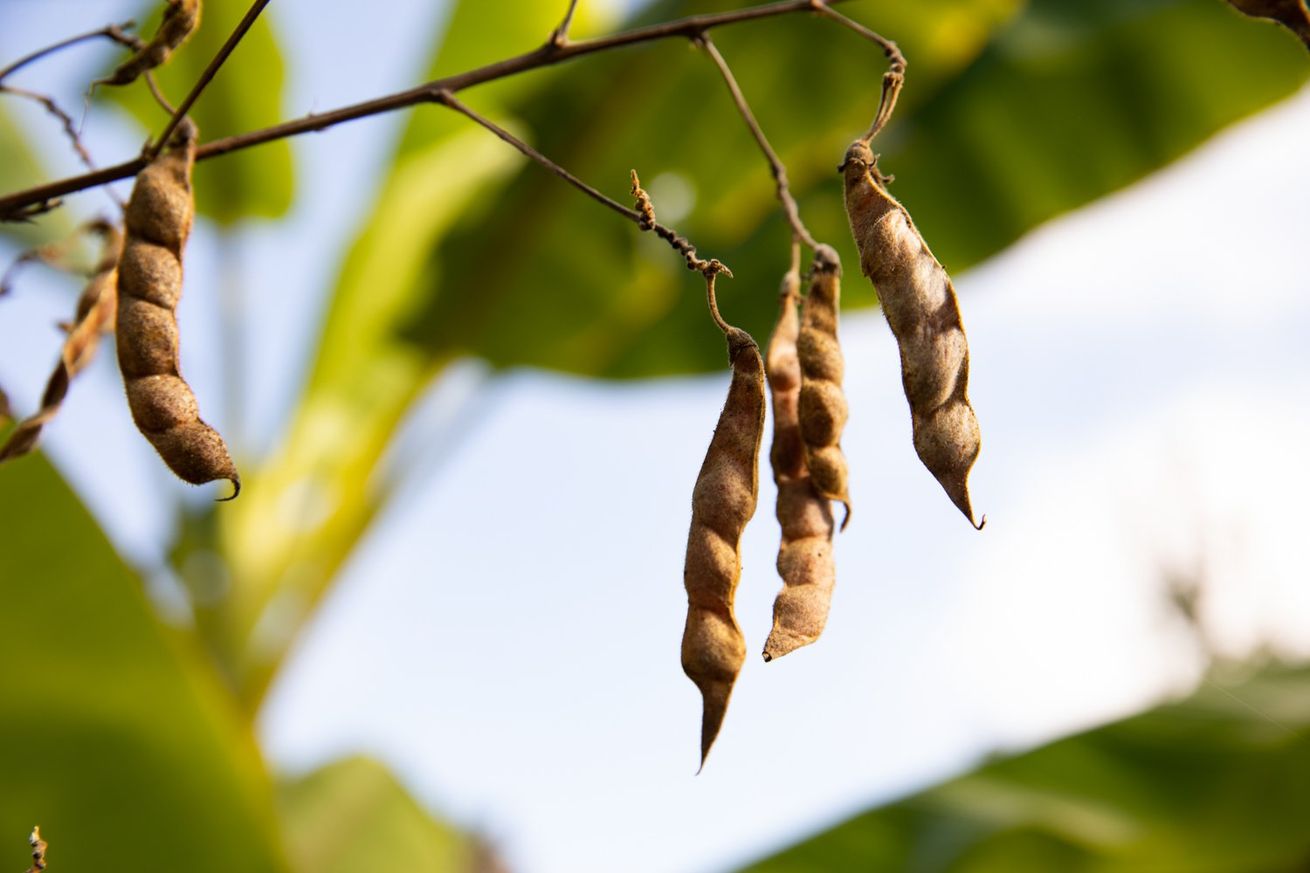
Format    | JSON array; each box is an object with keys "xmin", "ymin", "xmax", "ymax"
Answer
[
  {"xmin": 0, "ymin": 222, "xmax": 122, "ymax": 463},
  {"xmin": 682, "ymin": 312, "xmax": 764, "ymax": 768},
  {"xmin": 99, "ymin": 0, "xmax": 202, "ymax": 87},
  {"xmin": 763, "ymin": 267, "xmax": 836, "ymax": 661},
  {"xmin": 842, "ymin": 139, "xmax": 981, "ymax": 528},
  {"xmin": 117, "ymin": 118, "xmax": 239, "ymax": 496},
  {"xmin": 1227, "ymin": 0, "xmax": 1310, "ymax": 48},
  {"xmin": 797, "ymin": 244, "xmax": 852, "ymax": 529}
]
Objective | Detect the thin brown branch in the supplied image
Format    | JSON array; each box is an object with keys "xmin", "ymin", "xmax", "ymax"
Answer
[
  {"xmin": 550, "ymin": 0, "xmax": 582, "ymax": 48},
  {"xmin": 435, "ymin": 90, "xmax": 634, "ymax": 222},
  {"xmin": 812, "ymin": 2, "xmax": 905, "ymax": 142},
  {"xmin": 630, "ymin": 170, "xmax": 730, "ymax": 276},
  {"xmin": 435, "ymin": 90, "xmax": 727, "ymax": 276},
  {"xmin": 0, "ymin": 0, "xmax": 856, "ymax": 220},
  {"xmin": 151, "ymin": 0, "xmax": 272, "ymax": 155},
  {"xmin": 0, "ymin": 22, "xmax": 138, "ymax": 83},
  {"xmin": 0, "ymin": 84, "xmax": 99, "ymax": 174},
  {"xmin": 696, "ymin": 33, "xmax": 818, "ymax": 251}
]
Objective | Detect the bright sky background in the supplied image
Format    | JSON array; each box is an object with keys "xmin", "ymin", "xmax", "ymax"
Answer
[{"xmin": 3, "ymin": 3, "xmax": 1309, "ymax": 873}]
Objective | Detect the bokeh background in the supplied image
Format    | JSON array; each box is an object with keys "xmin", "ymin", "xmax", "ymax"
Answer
[{"xmin": 2, "ymin": 1, "xmax": 1309, "ymax": 871}]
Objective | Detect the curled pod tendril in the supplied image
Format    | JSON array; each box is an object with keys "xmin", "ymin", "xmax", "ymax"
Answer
[
  {"xmin": 0, "ymin": 221, "xmax": 122, "ymax": 464},
  {"xmin": 764, "ymin": 266, "xmax": 836, "ymax": 662},
  {"xmin": 842, "ymin": 139, "xmax": 981, "ymax": 528},
  {"xmin": 117, "ymin": 118, "xmax": 239, "ymax": 498},
  {"xmin": 682, "ymin": 275, "xmax": 765, "ymax": 768},
  {"xmin": 797, "ymin": 244, "xmax": 852, "ymax": 530},
  {"xmin": 99, "ymin": 0, "xmax": 202, "ymax": 87}
]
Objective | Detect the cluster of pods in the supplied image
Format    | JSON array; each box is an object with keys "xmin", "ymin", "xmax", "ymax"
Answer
[{"xmin": 680, "ymin": 136, "xmax": 983, "ymax": 767}]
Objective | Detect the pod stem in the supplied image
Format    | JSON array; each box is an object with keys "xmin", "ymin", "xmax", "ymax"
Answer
[
  {"xmin": 811, "ymin": 2, "xmax": 906, "ymax": 143},
  {"xmin": 705, "ymin": 273, "xmax": 733, "ymax": 336}
]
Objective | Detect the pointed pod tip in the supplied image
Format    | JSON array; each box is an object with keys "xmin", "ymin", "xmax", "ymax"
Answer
[
  {"xmin": 763, "ymin": 631, "xmax": 815, "ymax": 662},
  {"xmin": 215, "ymin": 476, "xmax": 240, "ymax": 502}
]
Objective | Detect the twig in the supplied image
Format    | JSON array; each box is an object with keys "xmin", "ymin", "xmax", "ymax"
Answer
[
  {"xmin": 550, "ymin": 0, "xmax": 581, "ymax": 48},
  {"xmin": 25, "ymin": 826, "xmax": 47, "ymax": 873},
  {"xmin": 0, "ymin": 84, "xmax": 99, "ymax": 174},
  {"xmin": 143, "ymin": 71, "xmax": 178, "ymax": 116},
  {"xmin": 811, "ymin": 2, "xmax": 905, "ymax": 142},
  {"xmin": 629, "ymin": 170, "xmax": 729, "ymax": 277},
  {"xmin": 434, "ymin": 90, "xmax": 727, "ymax": 276},
  {"xmin": 0, "ymin": 22, "xmax": 138, "ymax": 83},
  {"xmin": 0, "ymin": 0, "xmax": 856, "ymax": 220},
  {"xmin": 696, "ymin": 33, "xmax": 818, "ymax": 251},
  {"xmin": 150, "ymin": 0, "xmax": 272, "ymax": 155}
]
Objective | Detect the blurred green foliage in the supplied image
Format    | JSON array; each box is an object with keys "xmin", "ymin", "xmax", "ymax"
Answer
[
  {"xmin": 739, "ymin": 664, "xmax": 1310, "ymax": 873},
  {"xmin": 279, "ymin": 757, "xmax": 479, "ymax": 873},
  {"xmin": 0, "ymin": 454, "xmax": 288, "ymax": 873}
]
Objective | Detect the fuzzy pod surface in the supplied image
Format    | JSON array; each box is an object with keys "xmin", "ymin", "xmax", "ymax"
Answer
[
  {"xmin": 100, "ymin": 0, "xmax": 202, "ymax": 87},
  {"xmin": 797, "ymin": 244, "xmax": 852, "ymax": 529},
  {"xmin": 682, "ymin": 324, "xmax": 765, "ymax": 767},
  {"xmin": 842, "ymin": 139, "xmax": 981, "ymax": 528},
  {"xmin": 0, "ymin": 223, "xmax": 122, "ymax": 463},
  {"xmin": 117, "ymin": 118, "xmax": 239, "ymax": 496},
  {"xmin": 764, "ymin": 267, "xmax": 836, "ymax": 661}
]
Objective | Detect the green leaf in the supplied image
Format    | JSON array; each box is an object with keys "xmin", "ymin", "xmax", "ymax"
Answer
[
  {"xmin": 207, "ymin": 0, "xmax": 616, "ymax": 710},
  {"xmin": 401, "ymin": 0, "xmax": 1307, "ymax": 379},
  {"xmin": 107, "ymin": 0, "xmax": 293, "ymax": 223},
  {"xmin": 737, "ymin": 664, "xmax": 1310, "ymax": 872},
  {"xmin": 0, "ymin": 454, "xmax": 290, "ymax": 873},
  {"xmin": 279, "ymin": 757, "xmax": 480, "ymax": 873}
]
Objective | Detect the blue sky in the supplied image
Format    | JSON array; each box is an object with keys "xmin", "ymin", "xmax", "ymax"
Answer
[{"xmin": 2, "ymin": 3, "xmax": 1309, "ymax": 872}]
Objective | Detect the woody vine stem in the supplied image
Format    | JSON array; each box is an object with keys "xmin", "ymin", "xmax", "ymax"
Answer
[{"xmin": 0, "ymin": 0, "xmax": 901, "ymax": 253}]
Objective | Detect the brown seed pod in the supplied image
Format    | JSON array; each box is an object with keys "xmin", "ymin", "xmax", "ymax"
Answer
[
  {"xmin": 763, "ymin": 265, "xmax": 836, "ymax": 661},
  {"xmin": 0, "ymin": 221, "xmax": 123, "ymax": 464},
  {"xmin": 797, "ymin": 244, "xmax": 852, "ymax": 530},
  {"xmin": 682, "ymin": 275, "xmax": 765, "ymax": 768},
  {"xmin": 842, "ymin": 139, "xmax": 981, "ymax": 528},
  {"xmin": 99, "ymin": 0, "xmax": 202, "ymax": 87},
  {"xmin": 118, "ymin": 117, "xmax": 239, "ymax": 497}
]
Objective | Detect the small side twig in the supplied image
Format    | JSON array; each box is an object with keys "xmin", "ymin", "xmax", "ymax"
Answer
[
  {"xmin": 629, "ymin": 171, "xmax": 729, "ymax": 277},
  {"xmin": 434, "ymin": 90, "xmax": 728, "ymax": 277},
  {"xmin": 696, "ymin": 32, "xmax": 818, "ymax": 251},
  {"xmin": 0, "ymin": 85, "xmax": 102, "ymax": 181},
  {"xmin": 811, "ymin": 2, "xmax": 906, "ymax": 143},
  {"xmin": 0, "ymin": 22, "xmax": 138, "ymax": 83},
  {"xmin": 150, "ymin": 0, "xmax": 272, "ymax": 155},
  {"xmin": 550, "ymin": 0, "xmax": 582, "ymax": 48},
  {"xmin": 25, "ymin": 826, "xmax": 47, "ymax": 873}
]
